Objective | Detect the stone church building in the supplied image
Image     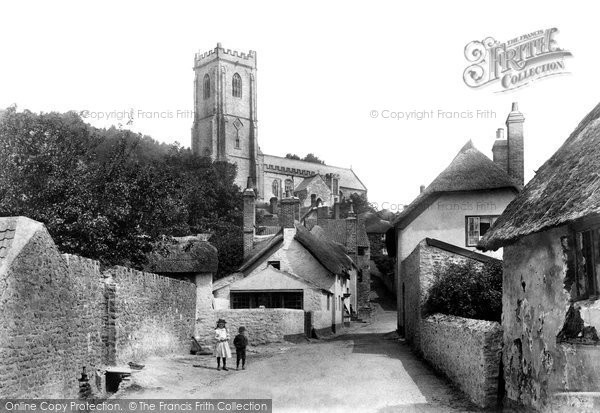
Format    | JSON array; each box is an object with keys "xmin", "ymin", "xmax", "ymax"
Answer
[{"xmin": 191, "ymin": 44, "xmax": 367, "ymax": 203}]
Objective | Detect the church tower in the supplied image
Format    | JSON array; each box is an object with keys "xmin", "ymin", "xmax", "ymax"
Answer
[{"xmin": 191, "ymin": 43, "xmax": 261, "ymax": 193}]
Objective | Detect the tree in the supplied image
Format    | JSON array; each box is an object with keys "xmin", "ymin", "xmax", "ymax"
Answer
[
  {"xmin": 302, "ymin": 153, "xmax": 325, "ymax": 164},
  {"xmin": 0, "ymin": 107, "xmax": 243, "ymax": 275},
  {"xmin": 339, "ymin": 193, "xmax": 376, "ymax": 218},
  {"xmin": 285, "ymin": 152, "xmax": 325, "ymax": 164}
]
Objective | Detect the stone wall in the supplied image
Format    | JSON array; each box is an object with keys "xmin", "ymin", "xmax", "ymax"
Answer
[
  {"xmin": 399, "ymin": 239, "xmax": 485, "ymax": 344},
  {"xmin": 0, "ymin": 222, "xmax": 105, "ymax": 398},
  {"xmin": 502, "ymin": 227, "xmax": 600, "ymax": 411},
  {"xmin": 106, "ymin": 267, "xmax": 196, "ymax": 364},
  {"xmin": 420, "ymin": 314, "xmax": 502, "ymax": 408},
  {"xmin": 195, "ymin": 309, "xmax": 305, "ymax": 346},
  {"xmin": 0, "ymin": 217, "xmax": 197, "ymax": 398}
]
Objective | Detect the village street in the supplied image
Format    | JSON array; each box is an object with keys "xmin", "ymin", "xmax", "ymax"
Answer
[{"xmin": 118, "ymin": 283, "xmax": 480, "ymax": 413}]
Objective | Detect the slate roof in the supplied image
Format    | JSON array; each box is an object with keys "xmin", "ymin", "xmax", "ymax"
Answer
[
  {"xmin": 0, "ymin": 217, "xmax": 18, "ymax": 262},
  {"xmin": 294, "ymin": 224, "xmax": 355, "ymax": 275},
  {"xmin": 479, "ymin": 103, "xmax": 600, "ymax": 251},
  {"xmin": 145, "ymin": 236, "xmax": 218, "ymax": 274},
  {"xmin": 394, "ymin": 140, "xmax": 522, "ymax": 229},
  {"xmin": 262, "ymin": 154, "xmax": 367, "ymax": 191}
]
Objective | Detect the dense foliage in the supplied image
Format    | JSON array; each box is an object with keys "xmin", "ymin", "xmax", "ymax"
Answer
[
  {"xmin": 424, "ymin": 260, "xmax": 502, "ymax": 322},
  {"xmin": 285, "ymin": 152, "xmax": 325, "ymax": 164},
  {"xmin": 0, "ymin": 107, "xmax": 242, "ymax": 276},
  {"xmin": 339, "ymin": 193, "xmax": 376, "ymax": 218}
]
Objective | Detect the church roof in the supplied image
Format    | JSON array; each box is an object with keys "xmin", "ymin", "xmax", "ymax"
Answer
[
  {"xmin": 262, "ymin": 154, "xmax": 367, "ymax": 192},
  {"xmin": 479, "ymin": 103, "xmax": 600, "ymax": 251},
  {"xmin": 393, "ymin": 140, "xmax": 522, "ymax": 229}
]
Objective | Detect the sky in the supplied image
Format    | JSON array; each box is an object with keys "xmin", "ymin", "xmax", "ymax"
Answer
[{"xmin": 1, "ymin": 1, "xmax": 598, "ymax": 209}]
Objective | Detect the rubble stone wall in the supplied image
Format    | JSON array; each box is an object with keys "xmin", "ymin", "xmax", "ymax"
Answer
[
  {"xmin": 196, "ymin": 309, "xmax": 305, "ymax": 346},
  {"xmin": 0, "ymin": 228, "xmax": 105, "ymax": 398},
  {"xmin": 106, "ymin": 267, "xmax": 196, "ymax": 365},
  {"xmin": 421, "ymin": 314, "xmax": 502, "ymax": 408},
  {"xmin": 0, "ymin": 219, "xmax": 197, "ymax": 398}
]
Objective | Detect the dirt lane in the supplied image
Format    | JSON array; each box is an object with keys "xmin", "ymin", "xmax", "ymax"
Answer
[{"xmin": 119, "ymin": 309, "xmax": 479, "ymax": 413}]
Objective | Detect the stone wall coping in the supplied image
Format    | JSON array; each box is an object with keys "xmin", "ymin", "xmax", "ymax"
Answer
[{"xmin": 424, "ymin": 313, "xmax": 502, "ymax": 333}]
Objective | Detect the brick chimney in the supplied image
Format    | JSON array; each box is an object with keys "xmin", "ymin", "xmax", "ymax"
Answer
[
  {"xmin": 492, "ymin": 128, "xmax": 508, "ymax": 173},
  {"xmin": 280, "ymin": 195, "xmax": 300, "ymax": 244},
  {"xmin": 279, "ymin": 196, "xmax": 299, "ymax": 229},
  {"xmin": 506, "ymin": 102, "xmax": 525, "ymax": 185},
  {"xmin": 419, "ymin": 185, "xmax": 425, "ymax": 194},
  {"xmin": 345, "ymin": 202, "xmax": 358, "ymax": 259},
  {"xmin": 243, "ymin": 183, "xmax": 256, "ymax": 259}
]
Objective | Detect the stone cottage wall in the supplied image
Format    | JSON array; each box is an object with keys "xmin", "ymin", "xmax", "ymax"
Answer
[
  {"xmin": 420, "ymin": 314, "xmax": 502, "ymax": 408},
  {"xmin": 105, "ymin": 267, "xmax": 196, "ymax": 365},
  {"xmin": 502, "ymin": 226, "xmax": 600, "ymax": 411}
]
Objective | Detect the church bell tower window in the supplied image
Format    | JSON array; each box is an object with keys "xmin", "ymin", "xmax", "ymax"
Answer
[
  {"xmin": 203, "ymin": 74, "xmax": 210, "ymax": 99},
  {"xmin": 232, "ymin": 73, "xmax": 242, "ymax": 98}
]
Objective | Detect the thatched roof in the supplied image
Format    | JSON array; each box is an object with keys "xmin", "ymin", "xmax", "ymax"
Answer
[
  {"xmin": 294, "ymin": 224, "xmax": 355, "ymax": 275},
  {"xmin": 237, "ymin": 231, "xmax": 284, "ymax": 274},
  {"xmin": 145, "ymin": 237, "xmax": 218, "ymax": 274},
  {"xmin": 479, "ymin": 103, "xmax": 600, "ymax": 251},
  {"xmin": 394, "ymin": 140, "xmax": 522, "ymax": 229},
  {"xmin": 360, "ymin": 211, "xmax": 393, "ymax": 234},
  {"xmin": 305, "ymin": 218, "xmax": 370, "ymax": 248}
]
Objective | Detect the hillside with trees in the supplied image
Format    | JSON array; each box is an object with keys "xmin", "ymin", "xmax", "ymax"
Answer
[{"xmin": 0, "ymin": 106, "xmax": 243, "ymax": 277}]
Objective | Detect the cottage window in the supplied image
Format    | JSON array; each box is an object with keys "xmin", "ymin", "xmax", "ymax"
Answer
[
  {"xmin": 570, "ymin": 226, "xmax": 600, "ymax": 301},
  {"xmin": 231, "ymin": 291, "xmax": 303, "ymax": 309},
  {"xmin": 232, "ymin": 73, "xmax": 242, "ymax": 98},
  {"xmin": 466, "ymin": 216, "xmax": 499, "ymax": 247},
  {"xmin": 267, "ymin": 260, "xmax": 281, "ymax": 270}
]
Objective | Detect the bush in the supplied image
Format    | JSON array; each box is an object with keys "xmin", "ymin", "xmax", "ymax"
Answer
[{"xmin": 424, "ymin": 260, "xmax": 502, "ymax": 322}]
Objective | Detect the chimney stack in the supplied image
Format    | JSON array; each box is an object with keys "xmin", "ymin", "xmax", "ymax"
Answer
[
  {"xmin": 269, "ymin": 197, "xmax": 278, "ymax": 215},
  {"xmin": 243, "ymin": 184, "xmax": 256, "ymax": 259},
  {"xmin": 346, "ymin": 203, "xmax": 358, "ymax": 259},
  {"xmin": 279, "ymin": 196, "xmax": 300, "ymax": 229},
  {"xmin": 506, "ymin": 102, "xmax": 525, "ymax": 185},
  {"xmin": 419, "ymin": 185, "xmax": 425, "ymax": 194},
  {"xmin": 492, "ymin": 127, "xmax": 508, "ymax": 173}
]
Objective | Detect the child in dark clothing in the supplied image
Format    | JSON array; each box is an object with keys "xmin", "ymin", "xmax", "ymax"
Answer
[{"xmin": 233, "ymin": 326, "xmax": 248, "ymax": 370}]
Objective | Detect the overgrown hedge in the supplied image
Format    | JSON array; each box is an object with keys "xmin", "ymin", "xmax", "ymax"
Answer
[{"xmin": 424, "ymin": 260, "xmax": 502, "ymax": 322}]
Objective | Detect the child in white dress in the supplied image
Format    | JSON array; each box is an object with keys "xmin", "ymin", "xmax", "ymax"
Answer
[{"xmin": 214, "ymin": 319, "xmax": 232, "ymax": 371}]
